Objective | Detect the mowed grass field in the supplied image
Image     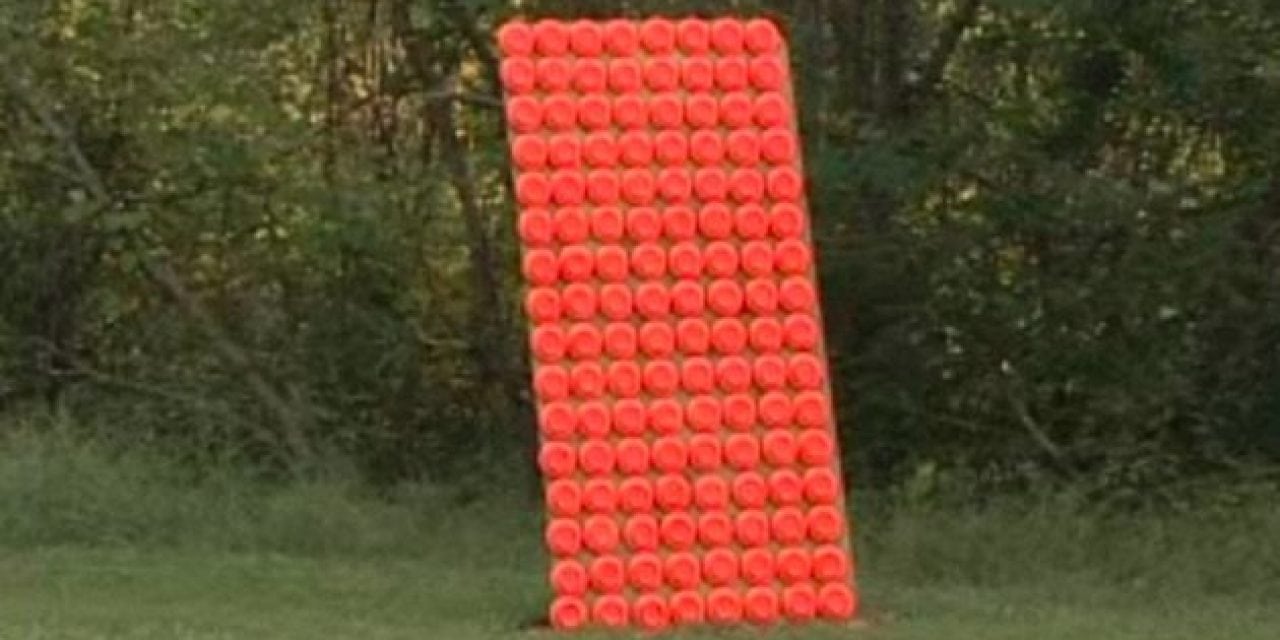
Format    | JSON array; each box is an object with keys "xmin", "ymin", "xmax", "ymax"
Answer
[
  {"xmin": 6, "ymin": 501, "xmax": 1280, "ymax": 640},
  {"xmin": 2, "ymin": 430, "xmax": 1278, "ymax": 639},
  {"xmin": 5, "ymin": 536, "xmax": 1279, "ymax": 640}
]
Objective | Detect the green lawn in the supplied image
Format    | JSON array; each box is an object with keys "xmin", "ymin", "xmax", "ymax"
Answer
[{"xmin": 5, "ymin": 545, "xmax": 1277, "ymax": 640}]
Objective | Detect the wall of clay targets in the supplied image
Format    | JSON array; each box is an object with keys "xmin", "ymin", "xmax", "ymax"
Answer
[{"xmin": 496, "ymin": 17, "xmax": 858, "ymax": 632}]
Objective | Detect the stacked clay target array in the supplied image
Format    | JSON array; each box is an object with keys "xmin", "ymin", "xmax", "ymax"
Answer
[{"xmin": 497, "ymin": 16, "xmax": 858, "ymax": 632}]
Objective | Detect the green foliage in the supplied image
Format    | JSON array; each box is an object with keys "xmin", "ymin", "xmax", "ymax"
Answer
[
  {"xmin": 1, "ymin": 426, "xmax": 1278, "ymax": 638},
  {"xmin": 0, "ymin": 0, "xmax": 1277, "ymax": 495}
]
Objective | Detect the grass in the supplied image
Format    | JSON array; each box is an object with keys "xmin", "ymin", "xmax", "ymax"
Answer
[{"xmin": 2, "ymin": 420, "xmax": 1278, "ymax": 639}]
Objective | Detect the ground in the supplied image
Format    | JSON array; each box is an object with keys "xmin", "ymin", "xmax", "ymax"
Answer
[{"xmin": 6, "ymin": 545, "xmax": 1277, "ymax": 639}]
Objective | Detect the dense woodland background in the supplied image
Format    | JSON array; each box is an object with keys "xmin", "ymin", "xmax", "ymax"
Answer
[{"xmin": 2, "ymin": 0, "xmax": 1278, "ymax": 502}]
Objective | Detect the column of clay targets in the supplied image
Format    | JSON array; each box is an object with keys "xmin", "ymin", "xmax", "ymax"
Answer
[{"xmin": 497, "ymin": 17, "xmax": 858, "ymax": 632}]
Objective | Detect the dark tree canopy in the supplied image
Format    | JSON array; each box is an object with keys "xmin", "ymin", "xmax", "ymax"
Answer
[{"xmin": 1, "ymin": 0, "xmax": 1277, "ymax": 499}]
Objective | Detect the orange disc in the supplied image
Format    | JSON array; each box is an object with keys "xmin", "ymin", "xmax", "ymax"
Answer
[
  {"xmin": 638, "ymin": 321, "xmax": 675, "ymax": 357},
  {"xmin": 631, "ymin": 243, "xmax": 667, "ymax": 279},
  {"xmin": 594, "ymin": 245, "xmax": 629, "ymax": 282},
  {"xmin": 768, "ymin": 469, "xmax": 805, "ymax": 506},
  {"xmin": 679, "ymin": 356, "xmax": 715, "ymax": 393},
  {"xmin": 608, "ymin": 58, "xmax": 643, "ymax": 93},
  {"xmin": 533, "ymin": 19, "xmax": 570, "ymax": 55},
  {"xmin": 758, "ymin": 391, "xmax": 794, "ymax": 428},
  {"xmin": 539, "ymin": 402, "xmax": 576, "ymax": 440},
  {"xmin": 686, "ymin": 395, "xmax": 723, "ymax": 432},
  {"xmin": 647, "ymin": 397, "xmax": 683, "ymax": 434},
  {"xmin": 651, "ymin": 436, "xmax": 689, "ymax": 474},
  {"xmin": 812, "ymin": 545, "xmax": 851, "ymax": 582},
  {"xmin": 682, "ymin": 60, "xmax": 716, "ymax": 94},
  {"xmin": 716, "ymin": 356, "xmax": 753, "ymax": 392},
  {"xmin": 670, "ymin": 281, "xmax": 705, "ymax": 318},
  {"xmin": 771, "ymin": 507, "xmax": 808, "ymax": 545},
  {"xmin": 619, "ymin": 131, "xmax": 654, "ymax": 167},
  {"xmin": 550, "ymin": 207, "xmax": 588, "ymax": 241},
  {"xmin": 722, "ymin": 393, "xmax": 757, "ymax": 431},
  {"xmin": 582, "ymin": 477, "xmax": 618, "ymax": 514},
  {"xmin": 697, "ymin": 511, "xmax": 734, "ymax": 548},
  {"xmin": 688, "ymin": 433, "xmax": 723, "ymax": 471},
  {"xmin": 706, "ymin": 587, "xmax": 744, "ymax": 625},
  {"xmin": 518, "ymin": 208, "xmax": 554, "ymax": 246},
  {"xmin": 745, "ymin": 278, "xmax": 779, "ymax": 315},
  {"xmin": 533, "ymin": 365, "xmax": 569, "ymax": 401},
  {"xmin": 806, "ymin": 506, "xmax": 846, "ymax": 544},
  {"xmin": 583, "ymin": 515, "xmax": 621, "ymax": 554},
  {"xmin": 664, "ymin": 552, "xmax": 701, "ymax": 590},
  {"xmin": 538, "ymin": 442, "xmax": 576, "ymax": 479},
  {"xmin": 640, "ymin": 17, "xmax": 677, "ymax": 53},
  {"xmin": 771, "ymin": 202, "xmax": 806, "ymax": 238},
  {"xmin": 657, "ymin": 167, "xmax": 693, "ymax": 202},
  {"xmin": 676, "ymin": 319, "xmax": 712, "ymax": 356},
  {"xmin": 735, "ymin": 509, "xmax": 772, "ymax": 548},
  {"xmin": 569, "ymin": 361, "xmax": 606, "ymax": 398},
  {"xmin": 602, "ymin": 323, "xmax": 637, "ymax": 360},
  {"xmin": 776, "ymin": 547, "xmax": 812, "ymax": 584},
  {"xmin": 817, "ymin": 583, "xmax": 858, "ymax": 620},
  {"xmin": 633, "ymin": 594, "xmax": 670, "ymax": 632},
  {"xmin": 569, "ymin": 19, "xmax": 604, "ymax": 57},
  {"xmin": 618, "ymin": 476, "xmax": 655, "ymax": 513},
  {"xmin": 702, "ymin": 547, "xmax": 740, "ymax": 585},
  {"xmin": 798, "ymin": 430, "xmax": 835, "ymax": 466},
  {"xmin": 560, "ymin": 283, "xmax": 597, "ymax": 320},
  {"xmin": 606, "ymin": 360, "xmax": 642, "ymax": 399},
  {"xmin": 724, "ymin": 433, "xmax": 762, "ymax": 470},
  {"xmin": 693, "ymin": 474, "xmax": 730, "ymax": 510},
  {"xmin": 616, "ymin": 440, "xmax": 651, "ymax": 476},
  {"xmin": 643, "ymin": 360, "xmax": 680, "ymax": 397},
  {"xmin": 593, "ymin": 593, "xmax": 631, "ymax": 628},
  {"xmin": 603, "ymin": 18, "xmax": 639, "ymax": 55},
  {"xmin": 627, "ymin": 552, "xmax": 664, "ymax": 591},
  {"xmin": 655, "ymin": 130, "xmax": 690, "ymax": 165},
  {"xmin": 549, "ymin": 596, "xmax": 590, "ymax": 631},
  {"xmin": 650, "ymin": 93, "xmax": 685, "ymax": 130},
  {"xmin": 732, "ymin": 473, "xmax": 769, "ymax": 509},
  {"xmin": 583, "ymin": 132, "xmax": 619, "ymax": 167},
  {"xmin": 576, "ymin": 401, "xmax": 611, "ymax": 438},
  {"xmin": 719, "ymin": 91, "xmax": 755, "ymax": 128},
  {"xmin": 546, "ymin": 479, "xmax": 582, "ymax": 518},
  {"xmin": 611, "ymin": 399, "xmax": 646, "ymax": 436},
  {"xmin": 743, "ymin": 586, "xmax": 780, "ymax": 625},
  {"xmin": 762, "ymin": 429, "xmax": 799, "ymax": 467},
  {"xmin": 501, "ymin": 57, "xmax": 536, "ymax": 94},
  {"xmin": 635, "ymin": 283, "xmax": 672, "ymax": 321},
  {"xmin": 623, "ymin": 514, "xmax": 660, "ymax": 552},
  {"xmin": 654, "ymin": 474, "xmax": 692, "ymax": 511},
  {"xmin": 551, "ymin": 558, "xmax": 589, "ymax": 596},
  {"xmin": 660, "ymin": 512, "xmax": 698, "ymax": 551},
  {"xmin": 676, "ymin": 18, "xmax": 711, "ymax": 54},
  {"xmin": 752, "ymin": 354, "xmax": 788, "ymax": 390},
  {"xmin": 545, "ymin": 518, "xmax": 582, "ymax": 557},
  {"xmin": 804, "ymin": 467, "xmax": 840, "ymax": 504},
  {"xmin": 578, "ymin": 440, "xmax": 615, "ymax": 476},
  {"xmin": 498, "ymin": 22, "xmax": 535, "ymax": 56},
  {"xmin": 669, "ymin": 590, "xmax": 706, "ymax": 626},
  {"xmin": 703, "ymin": 241, "xmax": 740, "ymax": 278},
  {"xmin": 711, "ymin": 318, "xmax": 748, "ymax": 355},
  {"xmin": 644, "ymin": 56, "xmax": 681, "ymax": 91},
  {"xmin": 740, "ymin": 547, "xmax": 775, "ymax": 585},
  {"xmin": 750, "ymin": 56, "xmax": 787, "ymax": 91},
  {"xmin": 530, "ymin": 325, "xmax": 566, "ymax": 364},
  {"xmin": 707, "ymin": 279, "xmax": 744, "ymax": 316},
  {"xmin": 782, "ymin": 583, "xmax": 818, "ymax": 622},
  {"xmin": 566, "ymin": 324, "xmax": 603, "ymax": 360},
  {"xmin": 793, "ymin": 390, "xmax": 829, "ymax": 428}
]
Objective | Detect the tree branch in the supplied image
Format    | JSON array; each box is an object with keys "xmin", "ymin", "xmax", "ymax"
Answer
[
  {"xmin": 911, "ymin": 0, "xmax": 983, "ymax": 113},
  {"xmin": 1, "ymin": 65, "xmax": 315, "ymax": 470}
]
